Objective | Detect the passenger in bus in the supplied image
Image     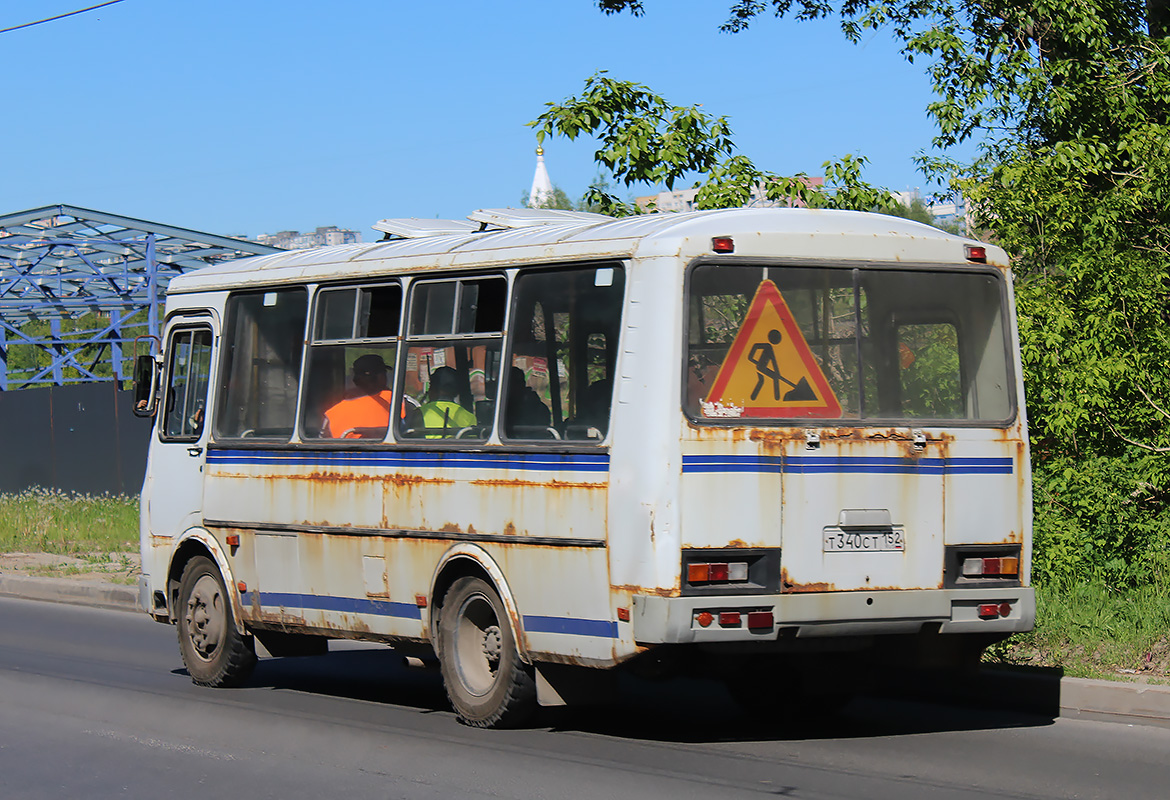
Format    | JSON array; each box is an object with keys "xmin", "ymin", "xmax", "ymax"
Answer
[
  {"xmin": 565, "ymin": 377, "xmax": 613, "ymax": 438},
  {"xmin": 504, "ymin": 366, "xmax": 551, "ymax": 437},
  {"xmin": 413, "ymin": 366, "xmax": 476, "ymax": 438},
  {"xmin": 321, "ymin": 354, "xmax": 394, "ymax": 438}
]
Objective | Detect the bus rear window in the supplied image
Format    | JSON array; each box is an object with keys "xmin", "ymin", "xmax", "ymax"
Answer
[{"xmin": 685, "ymin": 264, "xmax": 1013, "ymax": 424}]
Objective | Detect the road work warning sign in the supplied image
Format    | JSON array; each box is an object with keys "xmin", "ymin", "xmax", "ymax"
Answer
[{"xmin": 702, "ymin": 280, "xmax": 842, "ymax": 418}]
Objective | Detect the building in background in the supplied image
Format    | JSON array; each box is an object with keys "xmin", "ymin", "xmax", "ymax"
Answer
[
  {"xmin": 255, "ymin": 225, "xmax": 361, "ymax": 250},
  {"xmin": 529, "ymin": 146, "xmax": 554, "ymax": 207}
]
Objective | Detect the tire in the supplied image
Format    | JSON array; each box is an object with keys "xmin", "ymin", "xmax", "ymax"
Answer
[
  {"xmin": 176, "ymin": 555, "xmax": 256, "ymax": 687},
  {"xmin": 437, "ymin": 576, "xmax": 536, "ymax": 728}
]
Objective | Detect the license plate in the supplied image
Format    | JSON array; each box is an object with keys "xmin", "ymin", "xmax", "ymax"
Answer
[{"xmin": 823, "ymin": 528, "xmax": 905, "ymax": 552}]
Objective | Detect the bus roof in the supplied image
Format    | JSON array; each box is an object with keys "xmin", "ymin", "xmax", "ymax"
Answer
[{"xmin": 165, "ymin": 207, "xmax": 1005, "ymax": 294}]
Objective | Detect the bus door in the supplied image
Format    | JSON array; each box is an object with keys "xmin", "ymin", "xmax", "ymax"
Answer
[{"xmin": 146, "ymin": 321, "xmax": 216, "ymax": 539}]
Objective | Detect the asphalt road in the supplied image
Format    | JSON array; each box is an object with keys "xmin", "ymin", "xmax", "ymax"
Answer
[{"xmin": 2, "ymin": 596, "xmax": 1168, "ymax": 800}]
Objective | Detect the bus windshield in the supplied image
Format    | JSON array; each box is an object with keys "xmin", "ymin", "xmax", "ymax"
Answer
[{"xmin": 686, "ymin": 263, "xmax": 1014, "ymax": 424}]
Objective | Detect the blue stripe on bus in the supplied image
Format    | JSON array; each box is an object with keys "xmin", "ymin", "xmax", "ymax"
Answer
[
  {"xmin": 240, "ymin": 591, "xmax": 422, "ymax": 620},
  {"xmin": 522, "ymin": 614, "xmax": 619, "ymax": 639},
  {"xmin": 240, "ymin": 592, "xmax": 618, "ymax": 639},
  {"xmin": 208, "ymin": 449, "xmax": 609, "ymax": 472},
  {"xmin": 682, "ymin": 455, "xmax": 1013, "ymax": 475}
]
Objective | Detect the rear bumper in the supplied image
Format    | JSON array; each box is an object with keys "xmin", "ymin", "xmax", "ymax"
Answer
[{"xmin": 632, "ymin": 586, "xmax": 1035, "ymax": 644}]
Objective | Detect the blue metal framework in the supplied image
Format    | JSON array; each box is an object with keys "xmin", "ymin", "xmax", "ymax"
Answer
[{"xmin": 0, "ymin": 204, "xmax": 282, "ymax": 390}]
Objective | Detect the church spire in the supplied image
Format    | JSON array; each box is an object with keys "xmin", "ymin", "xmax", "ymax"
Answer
[{"xmin": 528, "ymin": 146, "xmax": 553, "ymax": 208}]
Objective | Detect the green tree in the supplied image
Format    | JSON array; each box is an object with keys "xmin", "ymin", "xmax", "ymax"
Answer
[
  {"xmin": 530, "ymin": 72, "xmax": 897, "ymax": 216},
  {"xmin": 592, "ymin": 0, "xmax": 1170, "ymax": 587}
]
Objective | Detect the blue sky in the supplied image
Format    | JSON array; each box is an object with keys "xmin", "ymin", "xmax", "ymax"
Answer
[{"xmin": 0, "ymin": 1, "xmax": 961, "ymax": 240}]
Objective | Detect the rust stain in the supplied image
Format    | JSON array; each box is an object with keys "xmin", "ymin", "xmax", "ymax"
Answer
[
  {"xmin": 384, "ymin": 472, "xmax": 454, "ymax": 488},
  {"xmin": 468, "ymin": 478, "xmax": 605, "ymax": 490},
  {"xmin": 528, "ymin": 651, "xmax": 602, "ymax": 668},
  {"xmin": 503, "ymin": 522, "xmax": 517, "ymax": 536},
  {"xmin": 438, "ymin": 523, "xmax": 461, "ymax": 534},
  {"xmin": 610, "ymin": 583, "xmax": 680, "ymax": 598},
  {"xmin": 686, "ymin": 421, "xmax": 749, "ymax": 441},
  {"xmin": 240, "ymin": 470, "xmax": 454, "ymax": 487},
  {"xmin": 780, "ymin": 567, "xmax": 834, "ymax": 593}
]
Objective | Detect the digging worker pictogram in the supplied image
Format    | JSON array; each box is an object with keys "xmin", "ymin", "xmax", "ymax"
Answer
[{"xmin": 748, "ymin": 328, "xmax": 816, "ymax": 403}]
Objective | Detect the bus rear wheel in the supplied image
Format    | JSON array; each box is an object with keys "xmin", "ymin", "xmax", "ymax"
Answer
[
  {"xmin": 438, "ymin": 576, "xmax": 536, "ymax": 728},
  {"xmin": 177, "ymin": 555, "xmax": 256, "ymax": 687}
]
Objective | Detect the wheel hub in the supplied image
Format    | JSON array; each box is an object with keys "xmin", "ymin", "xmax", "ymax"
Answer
[{"xmin": 185, "ymin": 574, "xmax": 225, "ymax": 660}]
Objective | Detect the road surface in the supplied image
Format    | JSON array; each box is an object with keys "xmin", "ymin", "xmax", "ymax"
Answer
[{"xmin": 1, "ymin": 595, "xmax": 1167, "ymax": 799}]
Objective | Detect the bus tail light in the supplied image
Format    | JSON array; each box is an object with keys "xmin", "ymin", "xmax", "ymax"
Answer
[
  {"xmin": 962, "ymin": 556, "xmax": 1019, "ymax": 578},
  {"xmin": 688, "ymin": 561, "xmax": 749, "ymax": 584},
  {"xmin": 711, "ymin": 236, "xmax": 734, "ymax": 253},
  {"xmin": 945, "ymin": 546, "xmax": 1022, "ymax": 588},
  {"xmin": 978, "ymin": 602, "xmax": 1013, "ymax": 619},
  {"xmin": 965, "ymin": 244, "xmax": 987, "ymax": 263}
]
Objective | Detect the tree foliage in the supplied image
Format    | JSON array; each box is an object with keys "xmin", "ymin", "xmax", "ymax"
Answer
[
  {"xmin": 592, "ymin": 1, "xmax": 1170, "ymax": 586},
  {"xmin": 530, "ymin": 72, "xmax": 896, "ymax": 216}
]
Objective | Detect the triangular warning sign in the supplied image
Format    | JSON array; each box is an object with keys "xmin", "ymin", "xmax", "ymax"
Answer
[{"xmin": 703, "ymin": 280, "xmax": 842, "ymax": 418}]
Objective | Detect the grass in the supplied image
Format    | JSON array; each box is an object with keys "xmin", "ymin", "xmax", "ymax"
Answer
[
  {"xmin": 0, "ymin": 487, "xmax": 138, "ymax": 555},
  {"xmin": 987, "ymin": 580, "xmax": 1170, "ymax": 680}
]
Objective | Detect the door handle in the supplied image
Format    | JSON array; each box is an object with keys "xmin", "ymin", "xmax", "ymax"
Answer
[{"xmin": 187, "ymin": 446, "xmax": 204, "ymax": 457}]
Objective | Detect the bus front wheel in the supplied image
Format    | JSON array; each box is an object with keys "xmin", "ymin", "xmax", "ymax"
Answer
[
  {"xmin": 176, "ymin": 555, "xmax": 256, "ymax": 687},
  {"xmin": 437, "ymin": 576, "xmax": 536, "ymax": 728}
]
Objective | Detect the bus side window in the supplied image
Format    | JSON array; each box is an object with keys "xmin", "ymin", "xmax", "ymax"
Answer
[
  {"xmin": 301, "ymin": 284, "xmax": 401, "ymax": 440},
  {"xmin": 397, "ymin": 277, "xmax": 505, "ymax": 441},
  {"xmin": 214, "ymin": 289, "xmax": 308, "ymax": 440},
  {"xmin": 503, "ymin": 265, "xmax": 624, "ymax": 442}
]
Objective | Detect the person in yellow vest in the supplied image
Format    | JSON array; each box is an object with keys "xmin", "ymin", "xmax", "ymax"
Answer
[
  {"xmin": 415, "ymin": 366, "xmax": 476, "ymax": 438},
  {"xmin": 322, "ymin": 354, "xmax": 394, "ymax": 438}
]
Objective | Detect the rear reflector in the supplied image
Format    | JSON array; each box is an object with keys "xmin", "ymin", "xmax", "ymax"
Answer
[
  {"xmin": 719, "ymin": 611, "xmax": 742, "ymax": 627},
  {"xmin": 746, "ymin": 611, "xmax": 773, "ymax": 629},
  {"xmin": 696, "ymin": 611, "xmax": 714, "ymax": 627},
  {"xmin": 978, "ymin": 603, "xmax": 1000, "ymax": 619}
]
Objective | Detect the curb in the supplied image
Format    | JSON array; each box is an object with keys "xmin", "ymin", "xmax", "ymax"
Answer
[
  {"xmin": 2, "ymin": 573, "xmax": 1168, "ymax": 728},
  {"xmin": 0, "ymin": 573, "xmax": 138, "ymax": 613},
  {"xmin": 1060, "ymin": 677, "xmax": 1170, "ymax": 728}
]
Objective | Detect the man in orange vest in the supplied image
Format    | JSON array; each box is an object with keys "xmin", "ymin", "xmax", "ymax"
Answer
[{"xmin": 322, "ymin": 354, "xmax": 394, "ymax": 438}]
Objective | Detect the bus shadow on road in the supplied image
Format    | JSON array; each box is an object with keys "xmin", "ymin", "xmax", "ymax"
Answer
[
  {"xmin": 543, "ymin": 666, "xmax": 1063, "ymax": 744},
  {"xmin": 194, "ymin": 643, "xmax": 1062, "ymax": 744},
  {"xmin": 201, "ymin": 645, "xmax": 452, "ymax": 715}
]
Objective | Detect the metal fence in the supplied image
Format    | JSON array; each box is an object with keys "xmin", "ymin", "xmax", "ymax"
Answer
[{"xmin": 0, "ymin": 383, "xmax": 151, "ymax": 496}]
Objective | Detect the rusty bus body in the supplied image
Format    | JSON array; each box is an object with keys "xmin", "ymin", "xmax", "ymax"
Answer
[{"xmin": 135, "ymin": 207, "xmax": 1034, "ymax": 726}]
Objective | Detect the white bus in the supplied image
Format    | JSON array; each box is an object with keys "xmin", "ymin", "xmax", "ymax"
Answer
[{"xmin": 134, "ymin": 207, "xmax": 1035, "ymax": 727}]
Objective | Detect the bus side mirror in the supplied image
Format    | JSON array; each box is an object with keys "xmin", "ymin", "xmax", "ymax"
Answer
[{"xmin": 133, "ymin": 354, "xmax": 160, "ymax": 417}]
